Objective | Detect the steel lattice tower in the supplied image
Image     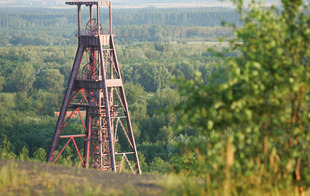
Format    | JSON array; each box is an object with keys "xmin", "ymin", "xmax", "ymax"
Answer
[{"xmin": 47, "ymin": 1, "xmax": 141, "ymax": 174}]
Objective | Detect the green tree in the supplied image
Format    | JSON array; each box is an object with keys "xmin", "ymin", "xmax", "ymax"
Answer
[
  {"xmin": 19, "ymin": 146, "xmax": 30, "ymax": 161},
  {"xmin": 140, "ymin": 89, "xmax": 179, "ymax": 143},
  {"xmin": 148, "ymin": 25, "xmax": 164, "ymax": 42},
  {"xmin": 7, "ymin": 64, "xmax": 35, "ymax": 92},
  {"xmin": 0, "ymin": 74, "xmax": 5, "ymax": 92},
  {"xmin": 33, "ymin": 147, "xmax": 47, "ymax": 162},
  {"xmin": 15, "ymin": 92, "xmax": 32, "ymax": 111},
  {"xmin": 175, "ymin": 0, "xmax": 310, "ymax": 192},
  {"xmin": 34, "ymin": 69, "xmax": 64, "ymax": 92},
  {"xmin": 149, "ymin": 157, "xmax": 171, "ymax": 174},
  {"xmin": 0, "ymin": 135, "xmax": 17, "ymax": 160}
]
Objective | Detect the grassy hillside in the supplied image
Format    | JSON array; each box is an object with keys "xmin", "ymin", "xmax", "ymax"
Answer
[
  {"xmin": 0, "ymin": 159, "xmax": 163, "ymax": 195},
  {"xmin": 1, "ymin": 159, "xmax": 309, "ymax": 196}
]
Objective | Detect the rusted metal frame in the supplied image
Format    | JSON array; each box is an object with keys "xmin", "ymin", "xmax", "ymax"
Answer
[
  {"xmin": 89, "ymin": 4, "xmax": 93, "ymax": 24},
  {"xmin": 111, "ymin": 33, "xmax": 141, "ymax": 173},
  {"xmin": 62, "ymin": 107, "xmax": 80, "ymax": 129},
  {"xmin": 62, "ymin": 1, "xmax": 141, "ymax": 174},
  {"xmin": 77, "ymin": 108, "xmax": 87, "ymax": 132},
  {"xmin": 85, "ymin": 47, "xmax": 97, "ymax": 63},
  {"xmin": 109, "ymin": 3, "xmax": 112, "ymax": 35},
  {"xmin": 60, "ymin": 134, "xmax": 86, "ymax": 138},
  {"xmin": 53, "ymin": 138, "xmax": 72, "ymax": 163},
  {"xmin": 54, "ymin": 134, "xmax": 86, "ymax": 166},
  {"xmin": 87, "ymin": 43, "xmax": 97, "ymax": 78},
  {"xmin": 109, "ymin": 52, "xmax": 114, "ymax": 110},
  {"xmin": 78, "ymin": 5, "xmax": 81, "ymax": 36},
  {"xmin": 124, "ymin": 154, "xmax": 135, "ymax": 174},
  {"xmin": 98, "ymin": 152, "xmax": 134, "ymax": 156},
  {"xmin": 65, "ymin": 1, "xmax": 110, "ymax": 6},
  {"xmin": 98, "ymin": 3, "xmax": 104, "ymax": 168},
  {"xmin": 114, "ymin": 73, "xmax": 141, "ymax": 174},
  {"xmin": 111, "ymin": 56, "xmax": 120, "ymax": 78},
  {"xmin": 98, "ymin": 48, "xmax": 102, "ymax": 78},
  {"xmin": 103, "ymin": 143, "xmax": 110, "ymax": 154},
  {"xmin": 69, "ymin": 90, "xmax": 81, "ymax": 102},
  {"xmin": 114, "ymin": 117, "xmax": 120, "ymax": 140},
  {"xmin": 111, "ymin": 61, "xmax": 120, "ymax": 79},
  {"xmin": 115, "ymin": 88, "xmax": 126, "ymax": 111},
  {"xmin": 90, "ymin": 143, "xmax": 98, "ymax": 166},
  {"xmin": 109, "ymin": 60, "xmax": 114, "ymax": 147},
  {"xmin": 70, "ymin": 89, "xmax": 88, "ymax": 103},
  {"xmin": 91, "ymin": 50, "xmax": 97, "ymax": 77},
  {"xmin": 118, "ymin": 119, "xmax": 134, "ymax": 149},
  {"xmin": 99, "ymin": 34, "xmax": 116, "ymax": 171},
  {"xmin": 108, "ymin": 5, "xmax": 120, "ymax": 79},
  {"xmin": 84, "ymin": 107, "xmax": 91, "ymax": 167},
  {"xmin": 80, "ymin": 91, "xmax": 89, "ymax": 103},
  {"xmin": 99, "ymin": 114, "xmax": 103, "ymax": 168},
  {"xmin": 119, "ymin": 86, "xmax": 141, "ymax": 174},
  {"xmin": 110, "ymin": 94, "xmax": 115, "ymax": 141},
  {"xmin": 47, "ymin": 45, "xmax": 84, "ymax": 163},
  {"xmin": 72, "ymin": 137, "xmax": 85, "ymax": 167},
  {"xmin": 115, "ymin": 152, "xmax": 134, "ymax": 155},
  {"xmin": 106, "ymin": 79, "xmax": 122, "ymax": 87},
  {"xmin": 69, "ymin": 89, "xmax": 83, "ymax": 103}
]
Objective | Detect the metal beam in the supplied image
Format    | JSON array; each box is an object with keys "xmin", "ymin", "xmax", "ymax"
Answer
[{"xmin": 47, "ymin": 45, "xmax": 84, "ymax": 163}]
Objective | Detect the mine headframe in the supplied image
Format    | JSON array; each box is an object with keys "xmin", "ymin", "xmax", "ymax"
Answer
[{"xmin": 46, "ymin": 1, "xmax": 141, "ymax": 174}]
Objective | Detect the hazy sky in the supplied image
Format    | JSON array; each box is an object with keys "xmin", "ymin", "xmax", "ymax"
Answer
[
  {"xmin": 0, "ymin": 0, "xmax": 280, "ymax": 8},
  {"xmin": 0, "ymin": 0, "xmax": 233, "ymax": 8}
]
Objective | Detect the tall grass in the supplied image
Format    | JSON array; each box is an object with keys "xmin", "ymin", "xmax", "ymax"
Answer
[{"xmin": 0, "ymin": 161, "xmax": 29, "ymax": 195}]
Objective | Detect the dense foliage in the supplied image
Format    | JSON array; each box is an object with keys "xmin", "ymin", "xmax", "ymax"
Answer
[
  {"xmin": 0, "ymin": 41, "xmax": 221, "ymax": 172},
  {"xmin": 173, "ymin": 0, "xmax": 310, "ymax": 194}
]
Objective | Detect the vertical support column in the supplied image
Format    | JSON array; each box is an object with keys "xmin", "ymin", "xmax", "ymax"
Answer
[
  {"xmin": 78, "ymin": 5, "xmax": 81, "ymax": 36},
  {"xmin": 108, "ymin": 4, "xmax": 114, "ymax": 136},
  {"xmin": 109, "ymin": 3, "xmax": 112, "ymax": 35},
  {"xmin": 84, "ymin": 97, "xmax": 91, "ymax": 168},
  {"xmin": 99, "ymin": 36, "xmax": 116, "ymax": 172},
  {"xmin": 90, "ymin": 5, "xmax": 93, "ymax": 31},
  {"xmin": 89, "ymin": 5, "xmax": 93, "ymax": 19},
  {"xmin": 85, "ymin": 4, "xmax": 93, "ymax": 168},
  {"xmin": 99, "ymin": 90, "xmax": 103, "ymax": 168}
]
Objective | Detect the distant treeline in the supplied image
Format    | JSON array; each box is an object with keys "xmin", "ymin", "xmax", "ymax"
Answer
[
  {"xmin": 0, "ymin": 7, "xmax": 238, "ymax": 46},
  {"xmin": 0, "ymin": 7, "xmax": 240, "ymax": 27}
]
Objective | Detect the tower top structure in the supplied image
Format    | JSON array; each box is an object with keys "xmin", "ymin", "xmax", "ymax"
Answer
[
  {"xmin": 66, "ymin": 0, "xmax": 113, "ymax": 38},
  {"xmin": 66, "ymin": 1, "xmax": 110, "ymax": 6}
]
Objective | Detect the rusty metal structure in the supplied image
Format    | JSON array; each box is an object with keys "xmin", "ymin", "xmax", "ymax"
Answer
[{"xmin": 47, "ymin": 1, "xmax": 141, "ymax": 174}]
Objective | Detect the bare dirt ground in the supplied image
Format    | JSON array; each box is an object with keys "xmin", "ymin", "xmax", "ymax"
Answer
[{"xmin": 0, "ymin": 159, "xmax": 164, "ymax": 195}]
